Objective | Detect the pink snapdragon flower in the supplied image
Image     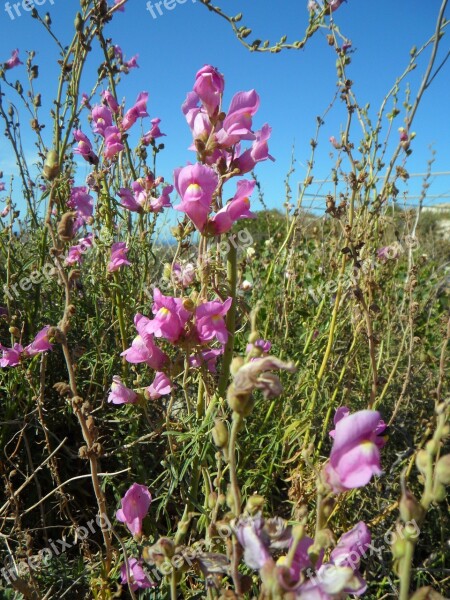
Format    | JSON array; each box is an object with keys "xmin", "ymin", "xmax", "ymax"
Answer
[
  {"xmin": 68, "ymin": 187, "xmax": 94, "ymax": 232},
  {"xmin": 108, "ymin": 376, "xmax": 137, "ymax": 405},
  {"xmin": 120, "ymin": 558, "xmax": 155, "ymax": 592},
  {"xmin": 121, "ymin": 314, "xmax": 167, "ymax": 369},
  {"xmin": 24, "ymin": 326, "xmax": 53, "ymax": 357},
  {"xmin": 193, "ymin": 65, "xmax": 225, "ymax": 118},
  {"xmin": 195, "ymin": 297, "xmax": 232, "ymax": 344},
  {"xmin": 1, "ymin": 327, "xmax": 53, "ymax": 367},
  {"xmin": 4, "ymin": 49, "xmax": 22, "ymax": 70},
  {"xmin": 102, "ymin": 90, "xmax": 120, "ymax": 114},
  {"xmin": 145, "ymin": 372, "xmax": 172, "ymax": 400},
  {"xmin": 189, "ymin": 347, "xmax": 223, "ymax": 373},
  {"xmin": 104, "ymin": 126, "xmax": 124, "ymax": 158},
  {"xmin": 145, "ymin": 288, "xmax": 191, "ymax": 343},
  {"xmin": 209, "ymin": 179, "xmax": 256, "ymax": 234},
  {"xmin": 216, "ymin": 90, "xmax": 260, "ymax": 147},
  {"xmin": 124, "ymin": 54, "xmax": 139, "ymax": 70},
  {"xmin": 233, "ymin": 124, "xmax": 274, "ymax": 174},
  {"xmin": 65, "ymin": 235, "xmax": 93, "ymax": 266},
  {"xmin": 122, "ymin": 92, "xmax": 149, "ymax": 131},
  {"xmin": 108, "ymin": 242, "xmax": 131, "ymax": 272},
  {"xmin": 330, "ymin": 522, "xmax": 371, "ymax": 569},
  {"xmin": 323, "ymin": 408, "xmax": 387, "ymax": 492},
  {"xmin": 174, "ymin": 163, "xmax": 219, "ymax": 231},
  {"xmin": 91, "ymin": 105, "xmax": 113, "ymax": 137},
  {"xmin": 150, "ymin": 185, "xmax": 173, "ymax": 213},
  {"xmin": 0, "ymin": 344, "xmax": 24, "ymax": 368},
  {"xmin": 116, "ymin": 483, "xmax": 151, "ymax": 536},
  {"xmin": 172, "ymin": 262, "xmax": 195, "ymax": 288},
  {"xmin": 142, "ymin": 118, "xmax": 166, "ymax": 145},
  {"xmin": 0, "ymin": 182, "xmax": 5, "ymax": 192},
  {"xmin": 118, "ymin": 187, "xmax": 142, "ymax": 213},
  {"xmin": 182, "ymin": 91, "xmax": 213, "ymax": 143},
  {"xmin": 73, "ymin": 130, "xmax": 99, "ymax": 165}
]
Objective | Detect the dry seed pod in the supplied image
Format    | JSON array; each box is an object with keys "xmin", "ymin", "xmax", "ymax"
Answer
[{"xmin": 57, "ymin": 212, "xmax": 77, "ymax": 241}]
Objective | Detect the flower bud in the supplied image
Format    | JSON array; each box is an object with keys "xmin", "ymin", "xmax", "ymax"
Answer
[
  {"xmin": 212, "ymin": 420, "xmax": 229, "ymax": 449},
  {"xmin": 433, "ymin": 482, "xmax": 446, "ymax": 502},
  {"xmin": 8, "ymin": 327, "xmax": 20, "ymax": 338},
  {"xmin": 245, "ymin": 495, "xmax": 265, "ymax": 515},
  {"xmin": 435, "ymin": 455, "xmax": 450, "ymax": 485},
  {"xmin": 43, "ymin": 150, "xmax": 59, "ymax": 180},
  {"xmin": 426, "ymin": 440, "xmax": 438, "ymax": 456},
  {"xmin": 415, "ymin": 449, "xmax": 429, "ymax": 475},
  {"xmin": 391, "ymin": 537, "xmax": 406, "ymax": 559},
  {"xmin": 399, "ymin": 489, "xmax": 425, "ymax": 523},
  {"xmin": 230, "ymin": 357, "xmax": 244, "ymax": 376}
]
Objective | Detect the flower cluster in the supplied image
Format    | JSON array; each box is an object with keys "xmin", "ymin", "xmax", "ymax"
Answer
[
  {"xmin": 174, "ymin": 65, "xmax": 273, "ymax": 234},
  {"xmin": 236, "ymin": 514, "xmax": 370, "ymax": 598},
  {"xmin": 0, "ymin": 326, "xmax": 53, "ymax": 368}
]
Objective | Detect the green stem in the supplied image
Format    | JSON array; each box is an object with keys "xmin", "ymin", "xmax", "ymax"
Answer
[{"xmin": 218, "ymin": 242, "xmax": 237, "ymax": 398}]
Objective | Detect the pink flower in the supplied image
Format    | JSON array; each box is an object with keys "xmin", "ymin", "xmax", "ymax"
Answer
[
  {"xmin": 189, "ymin": 347, "xmax": 223, "ymax": 373},
  {"xmin": 195, "ymin": 298, "xmax": 232, "ymax": 344},
  {"xmin": 329, "ymin": 0, "xmax": 345, "ymax": 11},
  {"xmin": 0, "ymin": 343, "xmax": 24, "ymax": 368},
  {"xmin": 113, "ymin": 0, "xmax": 126, "ymax": 12},
  {"xmin": 4, "ymin": 49, "xmax": 22, "ymax": 70},
  {"xmin": 24, "ymin": 326, "xmax": 53, "ymax": 357},
  {"xmin": 104, "ymin": 126, "xmax": 124, "ymax": 158},
  {"xmin": 120, "ymin": 558, "xmax": 154, "ymax": 592},
  {"xmin": 145, "ymin": 372, "xmax": 172, "ymax": 400},
  {"xmin": 122, "ymin": 92, "xmax": 148, "ymax": 131},
  {"xmin": 1, "ymin": 205, "xmax": 10, "ymax": 218},
  {"xmin": 81, "ymin": 93, "xmax": 92, "ymax": 110},
  {"xmin": 73, "ymin": 130, "xmax": 99, "ymax": 165},
  {"xmin": 121, "ymin": 314, "xmax": 167, "ymax": 369},
  {"xmin": 0, "ymin": 182, "xmax": 5, "ymax": 192},
  {"xmin": 323, "ymin": 408, "xmax": 387, "ymax": 492},
  {"xmin": 149, "ymin": 185, "xmax": 172, "ymax": 213},
  {"xmin": 209, "ymin": 179, "xmax": 256, "ymax": 234},
  {"xmin": 124, "ymin": 54, "xmax": 139, "ymax": 70},
  {"xmin": 193, "ymin": 65, "xmax": 225, "ymax": 118},
  {"xmin": 1, "ymin": 327, "xmax": 53, "ymax": 367},
  {"xmin": 108, "ymin": 242, "xmax": 131, "ymax": 272},
  {"xmin": 172, "ymin": 262, "xmax": 195, "ymax": 288},
  {"xmin": 182, "ymin": 91, "xmax": 213, "ymax": 143},
  {"xmin": 91, "ymin": 105, "xmax": 113, "ymax": 137},
  {"xmin": 108, "ymin": 376, "xmax": 137, "ymax": 405},
  {"xmin": 330, "ymin": 522, "xmax": 371, "ymax": 569},
  {"xmin": 142, "ymin": 118, "xmax": 166, "ymax": 145},
  {"xmin": 116, "ymin": 483, "xmax": 151, "ymax": 536},
  {"xmin": 68, "ymin": 187, "xmax": 93, "ymax": 232},
  {"xmin": 65, "ymin": 235, "xmax": 93, "ymax": 266},
  {"xmin": 102, "ymin": 90, "xmax": 120, "ymax": 114},
  {"xmin": 114, "ymin": 45, "xmax": 123, "ymax": 60},
  {"xmin": 173, "ymin": 163, "xmax": 219, "ymax": 231},
  {"xmin": 246, "ymin": 338, "xmax": 272, "ymax": 356},
  {"xmin": 118, "ymin": 188, "xmax": 142, "ymax": 213},
  {"xmin": 233, "ymin": 124, "xmax": 274, "ymax": 174},
  {"xmin": 144, "ymin": 288, "xmax": 191, "ymax": 343},
  {"xmin": 216, "ymin": 90, "xmax": 260, "ymax": 147}
]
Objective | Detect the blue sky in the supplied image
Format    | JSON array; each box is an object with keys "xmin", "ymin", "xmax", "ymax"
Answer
[{"xmin": 1, "ymin": 0, "xmax": 449, "ymax": 215}]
